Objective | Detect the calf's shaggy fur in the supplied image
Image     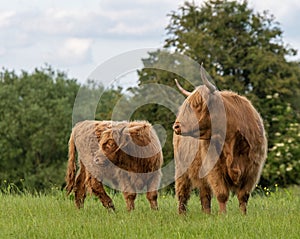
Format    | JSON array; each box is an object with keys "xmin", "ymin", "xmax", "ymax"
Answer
[{"xmin": 65, "ymin": 120, "xmax": 163, "ymax": 211}]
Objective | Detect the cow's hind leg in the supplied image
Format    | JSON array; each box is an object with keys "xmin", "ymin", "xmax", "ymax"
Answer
[
  {"xmin": 236, "ymin": 156, "xmax": 264, "ymax": 215},
  {"xmin": 175, "ymin": 173, "xmax": 192, "ymax": 214},
  {"xmin": 237, "ymin": 170, "xmax": 259, "ymax": 215},
  {"xmin": 74, "ymin": 162, "xmax": 87, "ymax": 209},
  {"xmin": 237, "ymin": 189, "xmax": 250, "ymax": 215},
  {"xmin": 88, "ymin": 175, "xmax": 115, "ymax": 210},
  {"xmin": 199, "ymin": 179, "xmax": 212, "ymax": 214}
]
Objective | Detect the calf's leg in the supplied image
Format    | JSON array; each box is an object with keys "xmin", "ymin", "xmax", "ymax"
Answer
[
  {"xmin": 146, "ymin": 173, "xmax": 161, "ymax": 210},
  {"xmin": 123, "ymin": 192, "xmax": 137, "ymax": 211},
  {"xmin": 74, "ymin": 162, "xmax": 87, "ymax": 209},
  {"xmin": 146, "ymin": 191, "xmax": 158, "ymax": 210},
  {"xmin": 88, "ymin": 175, "xmax": 115, "ymax": 210}
]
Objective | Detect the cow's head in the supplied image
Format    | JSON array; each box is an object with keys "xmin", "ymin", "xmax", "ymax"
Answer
[{"xmin": 173, "ymin": 65, "xmax": 223, "ymax": 139}]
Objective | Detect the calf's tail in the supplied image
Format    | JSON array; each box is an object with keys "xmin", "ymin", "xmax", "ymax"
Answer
[{"xmin": 65, "ymin": 131, "xmax": 77, "ymax": 195}]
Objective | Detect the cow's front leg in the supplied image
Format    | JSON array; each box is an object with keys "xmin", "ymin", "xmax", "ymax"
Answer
[
  {"xmin": 207, "ymin": 172, "xmax": 229, "ymax": 214},
  {"xmin": 217, "ymin": 192, "xmax": 229, "ymax": 214},
  {"xmin": 175, "ymin": 173, "xmax": 192, "ymax": 214},
  {"xmin": 199, "ymin": 179, "xmax": 212, "ymax": 214}
]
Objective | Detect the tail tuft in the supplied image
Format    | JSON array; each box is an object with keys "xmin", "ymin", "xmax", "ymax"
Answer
[{"xmin": 65, "ymin": 131, "xmax": 77, "ymax": 195}]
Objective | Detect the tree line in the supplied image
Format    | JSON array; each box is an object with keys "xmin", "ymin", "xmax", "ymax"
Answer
[{"xmin": 0, "ymin": 0, "xmax": 299, "ymax": 191}]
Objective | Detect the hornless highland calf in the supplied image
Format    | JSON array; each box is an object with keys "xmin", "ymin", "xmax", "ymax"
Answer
[
  {"xmin": 65, "ymin": 120, "xmax": 163, "ymax": 211},
  {"xmin": 173, "ymin": 66, "xmax": 267, "ymax": 214}
]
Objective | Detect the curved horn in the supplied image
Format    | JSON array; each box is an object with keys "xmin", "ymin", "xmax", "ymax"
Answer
[
  {"xmin": 174, "ymin": 79, "xmax": 192, "ymax": 97},
  {"xmin": 200, "ymin": 64, "xmax": 217, "ymax": 93},
  {"xmin": 113, "ymin": 125, "xmax": 130, "ymax": 148}
]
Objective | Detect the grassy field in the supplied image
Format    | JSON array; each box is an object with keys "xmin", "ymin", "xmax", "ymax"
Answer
[{"xmin": 0, "ymin": 187, "xmax": 299, "ymax": 239}]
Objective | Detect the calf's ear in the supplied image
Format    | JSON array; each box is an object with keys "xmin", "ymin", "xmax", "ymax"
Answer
[{"xmin": 128, "ymin": 124, "xmax": 147, "ymax": 135}]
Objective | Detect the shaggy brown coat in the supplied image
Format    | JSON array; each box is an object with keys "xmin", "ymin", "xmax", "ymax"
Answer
[
  {"xmin": 65, "ymin": 120, "xmax": 163, "ymax": 211},
  {"xmin": 173, "ymin": 70, "xmax": 267, "ymax": 215}
]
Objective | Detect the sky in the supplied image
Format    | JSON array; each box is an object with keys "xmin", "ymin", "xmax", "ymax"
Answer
[{"xmin": 1, "ymin": 0, "xmax": 300, "ymax": 85}]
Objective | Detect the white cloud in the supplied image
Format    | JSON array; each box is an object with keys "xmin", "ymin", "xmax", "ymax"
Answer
[
  {"xmin": 0, "ymin": 10, "xmax": 16, "ymax": 28},
  {"xmin": 248, "ymin": 0, "xmax": 300, "ymax": 58},
  {"xmin": 51, "ymin": 38, "xmax": 93, "ymax": 66},
  {"xmin": 5, "ymin": 6, "xmax": 165, "ymax": 40},
  {"xmin": 249, "ymin": 0, "xmax": 300, "ymax": 18},
  {"xmin": 0, "ymin": 0, "xmax": 188, "ymax": 50},
  {"xmin": 0, "ymin": 47, "xmax": 6, "ymax": 57},
  {"xmin": 0, "ymin": 0, "xmax": 299, "ymax": 83}
]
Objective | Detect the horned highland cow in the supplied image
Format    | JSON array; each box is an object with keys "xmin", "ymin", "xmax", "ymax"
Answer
[
  {"xmin": 65, "ymin": 120, "xmax": 163, "ymax": 211},
  {"xmin": 173, "ymin": 66, "xmax": 267, "ymax": 215}
]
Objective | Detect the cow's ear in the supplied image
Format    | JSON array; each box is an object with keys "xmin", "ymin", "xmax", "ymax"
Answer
[{"xmin": 95, "ymin": 123, "xmax": 111, "ymax": 139}]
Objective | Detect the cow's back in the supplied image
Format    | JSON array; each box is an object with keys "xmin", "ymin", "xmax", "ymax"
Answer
[{"xmin": 221, "ymin": 92, "xmax": 265, "ymax": 145}]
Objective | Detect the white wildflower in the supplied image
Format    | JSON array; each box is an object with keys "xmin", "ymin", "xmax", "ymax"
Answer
[
  {"xmin": 276, "ymin": 151, "xmax": 281, "ymax": 157},
  {"xmin": 287, "ymin": 138, "xmax": 293, "ymax": 143},
  {"xmin": 275, "ymin": 143, "xmax": 284, "ymax": 147},
  {"xmin": 286, "ymin": 166, "xmax": 293, "ymax": 172}
]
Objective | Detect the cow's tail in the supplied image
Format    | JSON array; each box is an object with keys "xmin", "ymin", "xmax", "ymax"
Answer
[{"xmin": 65, "ymin": 131, "xmax": 77, "ymax": 195}]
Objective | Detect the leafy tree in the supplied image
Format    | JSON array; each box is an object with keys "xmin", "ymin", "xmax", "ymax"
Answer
[
  {"xmin": 0, "ymin": 67, "xmax": 130, "ymax": 191},
  {"xmin": 96, "ymin": 86, "xmax": 128, "ymax": 121},
  {"xmin": 1, "ymin": 0, "xmax": 299, "ymax": 191},
  {"xmin": 262, "ymin": 93, "xmax": 300, "ymax": 185},
  {"xmin": 165, "ymin": 0, "xmax": 300, "ymax": 107},
  {"xmin": 72, "ymin": 79, "xmax": 126, "ymax": 124},
  {"xmin": 0, "ymin": 67, "xmax": 79, "ymax": 190},
  {"xmin": 134, "ymin": 0, "xmax": 300, "ymax": 186}
]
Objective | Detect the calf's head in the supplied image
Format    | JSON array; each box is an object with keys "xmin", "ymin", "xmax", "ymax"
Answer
[{"xmin": 95, "ymin": 123, "xmax": 152, "ymax": 163}]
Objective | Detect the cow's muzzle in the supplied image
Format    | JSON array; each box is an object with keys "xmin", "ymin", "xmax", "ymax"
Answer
[{"xmin": 173, "ymin": 122, "xmax": 181, "ymax": 135}]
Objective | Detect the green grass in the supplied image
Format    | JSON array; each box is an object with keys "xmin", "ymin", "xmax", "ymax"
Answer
[{"xmin": 0, "ymin": 187, "xmax": 299, "ymax": 239}]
